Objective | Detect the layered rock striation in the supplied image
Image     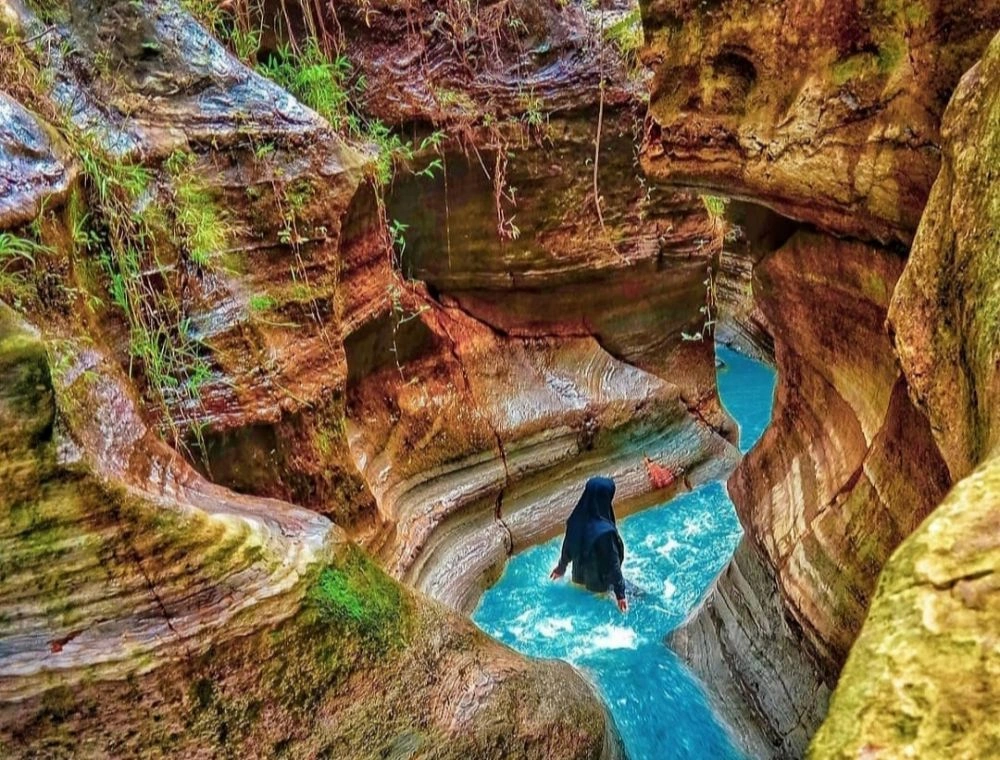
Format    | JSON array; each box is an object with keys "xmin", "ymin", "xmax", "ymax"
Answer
[
  {"xmin": 0, "ymin": 0, "xmax": 651, "ymax": 755},
  {"xmin": 813, "ymin": 30, "xmax": 1000, "ymax": 759},
  {"xmin": 0, "ymin": 310, "xmax": 624, "ymax": 758},
  {"xmin": 346, "ymin": 296, "xmax": 737, "ymax": 611},
  {"xmin": 640, "ymin": 2, "xmax": 1000, "ymax": 757}
]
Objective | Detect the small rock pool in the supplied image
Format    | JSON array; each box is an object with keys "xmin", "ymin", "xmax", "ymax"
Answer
[{"xmin": 472, "ymin": 347, "xmax": 776, "ymax": 759}]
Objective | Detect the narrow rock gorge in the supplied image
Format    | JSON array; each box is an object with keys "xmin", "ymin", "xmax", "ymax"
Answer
[{"xmin": 1, "ymin": 0, "xmax": 999, "ymax": 758}]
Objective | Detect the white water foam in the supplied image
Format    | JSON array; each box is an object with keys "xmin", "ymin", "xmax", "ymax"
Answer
[
  {"xmin": 537, "ymin": 617, "xmax": 574, "ymax": 638},
  {"xmin": 656, "ymin": 535, "xmax": 683, "ymax": 558},
  {"xmin": 590, "ymin": 624, "xmax": 639, "ymax": 651}
]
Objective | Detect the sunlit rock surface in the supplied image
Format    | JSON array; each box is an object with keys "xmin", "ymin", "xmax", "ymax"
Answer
[
  {"xmin": 813, "ymin": 31, "xmax": 1000, "ymax": 759},
  {"xmin": 733, "ymin": 231, "xmax": 951, "ymax": 669},
  {"xmin": 640, "ymin": 0, "xmax": 1000, "ymax": 244}
]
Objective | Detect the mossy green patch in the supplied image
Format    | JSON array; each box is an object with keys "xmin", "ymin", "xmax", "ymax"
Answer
[
  {"xmin": 877, "ymin": 35, "xmax": 907, "ymax": 74},
  {"xmin": 831, "ymin": 53, "xmax": 879, "ymax": 86},
  {"xmin": 306, "ymin": 546, "xmax": 410, "ymax": 654}
]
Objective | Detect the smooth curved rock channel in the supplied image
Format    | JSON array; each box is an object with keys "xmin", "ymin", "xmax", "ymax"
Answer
[{"xmin": 473, "ymin": 346, "xmax": 776, "ymax": 760}]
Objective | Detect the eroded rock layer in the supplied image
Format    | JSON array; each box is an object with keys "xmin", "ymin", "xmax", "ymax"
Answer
[
  {"xmin": 0, "ymin": 0, "xmax": 646, "ymax": 755},
  {"xmin": 346, "ymin": 295, "xmax": 738, "ymax": 611},
  {"xmin": 640, "ymin": 0, "xmax": 1000, "ymax": 244},
  {"xmin": 670, "ymin": 227, "xmax": 953, "ymax": 758},
  {"xmin": 638, "ymin": 3, "xmax": 1000, "ymax": 755},
  {"xmin": 671, "ymin": 541, "xmax": 831, "ymax": 760},
  {"xmin": 0, "ymin": 315, "xmax": 622, "ymax": 758},
  {"xmin": 813, "ymin": 30, "xmax": 1000, "ymax": 759},
  {"xmin": 734, "ymin": 231, "xmax": 951, "ymax": 670}
]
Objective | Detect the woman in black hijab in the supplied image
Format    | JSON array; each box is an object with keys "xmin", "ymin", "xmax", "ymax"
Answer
[{"xmin": 549, "ymin": 476, "xmax": 628, "ymax": 613}]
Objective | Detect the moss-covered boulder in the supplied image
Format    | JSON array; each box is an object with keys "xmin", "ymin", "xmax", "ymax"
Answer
[{"xmin": 809, "ymin": 456, "xmax": 1000, "ymax": 759}]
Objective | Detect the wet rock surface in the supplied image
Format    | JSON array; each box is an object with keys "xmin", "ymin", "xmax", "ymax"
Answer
[
  {"xmin": 0, "ymin": 93, "xmax": 74, "ymax": 230},
  {"xmin": 3, "ymin": 0, "xmax": 999, "ymax": 755},
  {"xmin": 670, "ymin": 540, "xmax": 831, "ymax": 760}
]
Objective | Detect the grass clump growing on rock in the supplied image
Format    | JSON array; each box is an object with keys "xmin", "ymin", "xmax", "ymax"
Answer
[
  {"xmin": 258, "ymin": 39, "xmax": 353, "ymax": 130},
  {"xmin": 700, "ymin": 194, "xmax": 729, "ymax": 218},
  {"xmin": 76, "ymin": 142, "xmax": 219, "ymax": 423},
  {"xmin": 0, "ymin": 232, "xmax": 50, "ymax": 307},
  {"xmin": 164, "ymin": 150, "xmax": 230, "ymax": 268},
  {"xmin": 604, "ymin": 9, "xmax": 644, "ymax": 79}
]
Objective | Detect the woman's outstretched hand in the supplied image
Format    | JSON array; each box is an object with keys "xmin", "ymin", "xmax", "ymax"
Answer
[
  {"xmin": 617, "ymin": 597, "xmax": 629, "ymax": 614},
  {"xmin": 549, "ymin": 567, "xmax": 564, "ymax": 580}
]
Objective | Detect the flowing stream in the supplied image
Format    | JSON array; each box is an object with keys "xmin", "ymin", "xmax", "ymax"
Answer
[{"xmin": 472, "ymin": 346, "xmax": 776, "ymax": 759}]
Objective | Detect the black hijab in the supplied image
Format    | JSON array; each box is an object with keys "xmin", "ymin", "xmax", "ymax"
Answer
[{"xmin": 564, "ymin": 476, "xmax": 619, "ymax": 561}]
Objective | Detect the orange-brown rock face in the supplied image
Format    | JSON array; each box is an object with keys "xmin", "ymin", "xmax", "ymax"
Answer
[
  {"xmin": 0, "ymin": 0, "xmax": 644, "ymax": 755},
  {"xmin": 640, "ymin": 0, "xmax": 1000, "ymax": 244},
  {"xmin": 736, "ymin": 232, "xmax": 950, "ymax": 664},
  {"xmin": 0, "ymin": 308, "xmax": 624, "ymax": 759},
  {"xmin": 177, "ymin": 0, "xmax": 739, "ymax": 547},
  {"xmin": 389, "ymin": 116, "xmax": 725, "ymax": 411},
  {"xmin": 331, "ymin": 0, "xmax": 636, "ymax": 123},
  {"xmin": 814, "ymin": 32, "xmax": 1000, "ymax": 758},
  {"xmin": 637, "ymin": 3, "xmax": 1000, "ymax": 756},
  {"xmin": 671, "ymin": 228, "xmax": 951, "ymax": 758},
  {"xmin": 0, "ymin": 0, "xmax": 378, "ymax": 528}
]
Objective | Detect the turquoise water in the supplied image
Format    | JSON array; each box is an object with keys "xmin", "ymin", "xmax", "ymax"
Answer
[{"xmin": 472, "ymin": 346, "xmax": 776, "ymax": 759}]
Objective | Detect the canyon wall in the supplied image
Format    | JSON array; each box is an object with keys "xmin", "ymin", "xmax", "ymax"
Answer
[
  {"xmin": 812, "ymin": 30, "xmax": 1000, "ymax": 759},
  {"xmin": 642, "ymin": 1, "xmax": 1000, "ymax": 757},
  {"xmin": 640, "ymin": 0, "xmax": 999, "ymax": 245},
  {"xmin": 0, "ymin": 0, "xmax": 649, "ymax": 755},
  {"xmin": 0, "ymin": 305, "xmax": 623, "ymax": 758},
  {"xmin": 185, "ymin": 0, "xmax": 743, "ymax": 610},
  {"xmin": 4, "ymin": 0, "xmax": 999, "ymax": 756}
]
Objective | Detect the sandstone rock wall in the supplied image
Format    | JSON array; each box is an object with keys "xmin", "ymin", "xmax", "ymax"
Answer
[
  {"xmin": 670, "ymin": 225, "xmax": 951, "ymax": 759},
  {"xmin": 671, "ymin": 541, "xmax": 831, "ymax": 759},
  {"xmin": 639, "ymin": 3, "xmax": 1000, "ymax": 755},
  {"xmin": 346, "ymin": 294, "xmax": 738, "ymax": 611},
  {"xmin": 812, "ymin": 30, "xmax": 1000, "ymax": 759},
  {"xmin": 0, "ymin": 0, "xmax": 639, "ymax": 755},
  {"xmin": 640, "ymin": 0, "xmax": 1000, "ymax": 245}
]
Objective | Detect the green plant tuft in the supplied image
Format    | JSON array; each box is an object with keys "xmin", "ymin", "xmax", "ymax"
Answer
[
  {"xmin": 700, "ymin": 194, "xmax": 729, "ymax": 218},
  {"xmin": 165, "ymin": 150, "xmax": 229, "ymax": 267}
]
